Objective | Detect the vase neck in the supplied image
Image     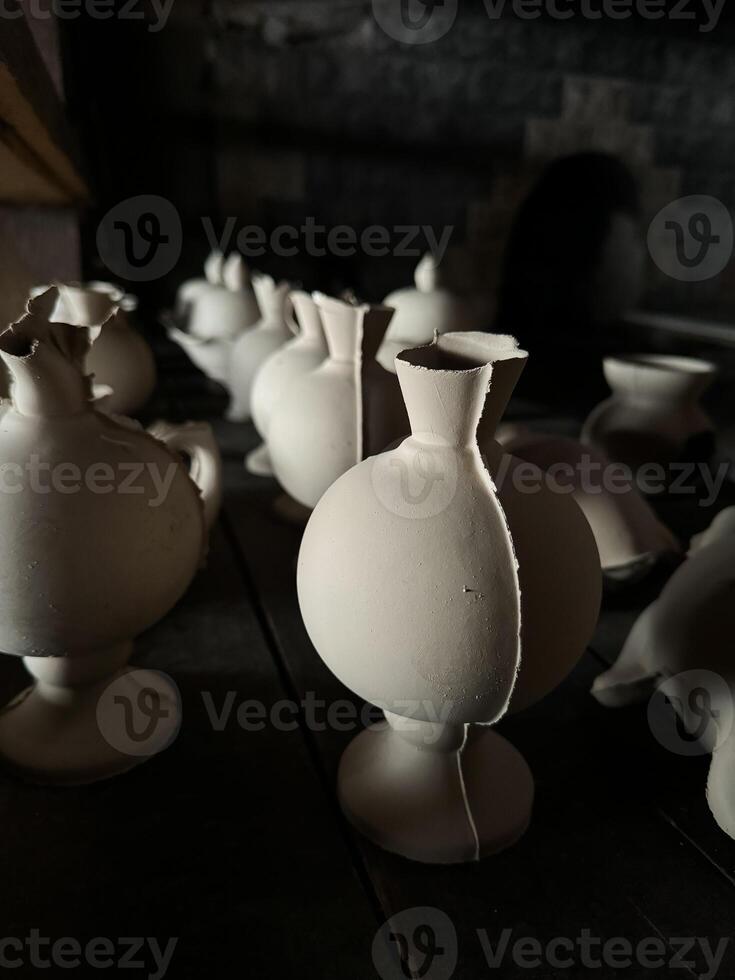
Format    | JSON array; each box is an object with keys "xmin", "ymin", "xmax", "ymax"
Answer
[
  {"xmin": 291, "ymin": 291, "xmax": 328, "ymax": 351},
  {"xmin": 314, "ymin": 294, "xmax": 393, "ymax": 365},
  {"xmin": 395, "ymin": 333, "xmax": 527, "ymax": 448},
  {"xmin": 253, "ymin": 275, "xmax": 290, "ymax": 322},
  {"xmin": 0, "ymin": 288, "xmax": 104, "ymax": 417}
]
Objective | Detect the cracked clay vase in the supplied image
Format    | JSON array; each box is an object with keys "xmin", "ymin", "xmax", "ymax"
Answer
[
  {"xmin": 246, "ymin": 290, "xmax": 328, "ymax": 478},
  {"xmin": 168, "ymin": 253, "xmax": 261, "ymax": 385},
  {"xmin": 591, "ymin": 506, "xmax": 735, "ymax": 841},
  {"xmin": 227, "ymin": 274, "xmax": 293, "ymax": 423},
  {"xmin": 496, "ymin": 425, "xmax": 680, "ymax": 578},
  {"xmin": 0, "ymin": 289, "xmax": 222, "ymax": 785},
  {"xmin": 47, "ymin": 282, "xmax": 157, "ymax": 416},
  {"xmin": 298, "ymin": 333, "xmax": 601, "ymax": 863},
  {"xmin": 377, "ymin": 253, "xmax": 475, "ymax": 372},
  {"xmin": 268, "ymin": 294, "xmax": 408, "ymax": 510},
  {"xmin": 582, "ymin": 354, "xmax": 717, "ymax": 473}
]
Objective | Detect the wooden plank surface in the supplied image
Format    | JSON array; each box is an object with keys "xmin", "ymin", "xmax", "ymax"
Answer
[
  {"xmin": 0, "ymin": 344, "xmax": 380, "ymax": 979},
  {"xmin": 207, "ymin": 360, "xmax": 735, "ymax": 979}
]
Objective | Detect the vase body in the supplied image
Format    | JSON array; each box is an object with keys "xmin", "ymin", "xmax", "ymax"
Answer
[
  {"xmin": 497, "ymin": 426, "xmax": 680, "ymax": 577},
  {"xmin": 297, "ymin": 332, "xmax": 601, "ymax": 861},
  {"xmin": 0, "ymin": 289, "xmax": 221, "ymax": 783},
  {"xmin": 187, "ymin": 252, "xmax": 260, "ymax": 341},
  {"xmin": 377, "ymin": 253, "xmax": 475, "ymax": 371},
  {"xmin": 591, "ymin": 507, "xmax": 735, "ymax": 841},
  {"xmin": 268, "ymin": 294, "xmax": 406, "ymax": 509},
  {"xmin": 39, "ymin": 283, "xmax": 157, "ymax": 416},
  {"xmin": 175, "ymin": 249, "xmax": 224, "ymax": 317},
  {"xmin": 227, "ymin": 276, "xmax": 293, "ymax": 422},
  {"xmin": 582, "ymin": 354, "xmax": 716, "ymax": 472},
  {"xmin": 251, "ymin": 291, "xmax": 328, "ymax": 439}
]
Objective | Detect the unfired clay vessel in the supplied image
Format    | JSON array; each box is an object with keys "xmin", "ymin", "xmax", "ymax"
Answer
[
  {"xmin": 247, "ymin": 290, "xmax": 328, "ymax": 477},
  {"xmin": 0, "ymin": 289, "xmax": 221, "ymax": 785},
  {"xmin": 227, "ymin": 275, "xmax": 293, "ymax": 423},
  {"xmin": 188, "ymin": 252, "xmax": 260, "ymax": 341},
  {"xmin": 592, "ymin": 506, "xmax": 735, "ymax": 841},
  {"xmin": 497, "ymin": 424, "xmax": 680, "ymax": 577},
  {"xmin": 175, "ymin": 249, "xmax": 224, "ymax": 318},
  {"xmin": 269, "ymin": 294, "xmax": 407, "ymax": 510},
  {"xmin": 582, "ymin": 354, "xmax": 717, "ymax": 472},
  {"xmin": 47, "ymin": 282, "xmax": 157, "ymax": 416},
  {"xmin": 168, "ymin": 253, "xmax": 261, "ymax": 385},
  {"xmin": 377, "ymin": 253, "xmax": 475, "ymax": 372},
  {"xmin": 298, "ymin": 332, "xmax": 601, "ymax": 863}
]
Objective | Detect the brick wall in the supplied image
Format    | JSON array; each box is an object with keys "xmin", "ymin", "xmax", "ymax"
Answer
[{"xmin": 67, "ymin": 4, "xmax": 735, "ymax": 320}]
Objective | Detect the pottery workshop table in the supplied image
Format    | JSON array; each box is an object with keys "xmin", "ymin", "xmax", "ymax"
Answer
[{"xmin": 0, "ymin": 338, "xmax": 734, "ymax": 980}]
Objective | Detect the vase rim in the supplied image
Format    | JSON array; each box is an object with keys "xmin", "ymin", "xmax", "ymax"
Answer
[{"xmin": 397, "ymin": 331, "xmax": 528, "ymax": 373}]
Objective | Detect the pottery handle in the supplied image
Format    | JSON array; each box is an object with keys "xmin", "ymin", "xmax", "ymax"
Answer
[{"xmin": 149, "ymin": 421, "xmax": 223, "ymax": 531}]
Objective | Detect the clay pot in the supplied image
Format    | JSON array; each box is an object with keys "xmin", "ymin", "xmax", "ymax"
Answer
[
  {"xmin": 268, "ymin": 294, "xmax": 407, "ymax": 510},
  {"xmin": 582, "ymin": 354, "xmax": 717, "ymax": 472},
  {"xmin": 497, "ymin": 425, "xmax": 680, "ymax": 577},
  {"xmin": 48, "ymin": 282, "xmax": 157, "ymax": 416},
  {"xmin": 227, "ymin": 275, "xmax": 293, "ymax": 423},
  {"xmin": 297, "ymin": 332, "xmax": 601, "ymax": 863},
  {"xmin": 247, "ymin": 290, "xmax": 328, "ymax": 477},
  {"xmin": 0, "ymin": 288, "xmax": 221, "ymax": 784},
  {"xmin": 591, "ymin": 506, "xmax": 735, "ymax": 841},
  {"xmin": 187, "ymin": 252, "xmax": 260, "ymax": 341},
  {"xmin": 377, "ymin": 253, "xmax": 475, "ymax": 372},
  {"xmin": 175, "ymin": 249, "xmax": 224, "ymax": 318}
]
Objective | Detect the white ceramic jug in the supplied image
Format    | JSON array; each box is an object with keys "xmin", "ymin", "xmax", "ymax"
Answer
[
  {"xmin": 247, "ymin": 290, "xmax": 328, "ymax": 477},
  {"xmin": 592, "ymin": 506, "xmax": 735, "ymax": 842},
  {"xmin": 48, "ymin": 282, "xmax": 157, "ymax": 416},
  {"xmin": 0, "ymin": 289, "xmax": 221, "ymax": 785},
  {"xmin": 377, "ymin": 253, "xmax": 475, "ymax": 372},
  {"xmin": 268, "ymin": 294, "xmax": 407, "ymax": 510},
  {"xmin": 227, "ymin": 275, "xmax": 293, "ymax": 423},
  {"xmin": 298, "ymin": 332, "xmax": 601, "ymax": 863},
  {"xmin": 582, "ymin": 353, "xmax": 716, "ymax": 472},
  {"xmin": 497, "ymin": 425, "xmax": 680, "ymax": 577}
]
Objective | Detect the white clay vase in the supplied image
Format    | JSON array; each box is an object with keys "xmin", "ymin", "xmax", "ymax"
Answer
[
  {"xmin": 497, "ymin": 425, "xmax": 680, "ymax": 578},
  {"xmin": 188, "ymin": 252, "xmax": 260, "ymax": 341},
  {"xmin": 582, "ymin": 354, "xmax": 717, "ymax": 472},
  {"xmin": 0, "ymin": 288, "xmax": 222, "ymax": 785},
  {"xmin": 175, "ymin": 249, "xmax": 224, "ymax": 318},
  {"xmin": 268, "ymin": 294, "xmax": 407, "ymax": 511},
  {"xmin": 227, "ymin": 275, "xmax": 293, "ymax": 423},
  {"xmin": 246, "ymin": 290, "xmax": 328, "ymax": 477},
  {"xmin": 591, "ymin": 506, "xmax": 735, "ymax": 841},
  {"xmin": 377, "ymin": 253, "xmax": 475, "ymax": 372},
  {"xmin": 48, "ymin": 282, "xmax": 157, "ymax": 416},
  {"xmin": 297, "ymin": 332, "xmax": 601, "ymax": 863}
]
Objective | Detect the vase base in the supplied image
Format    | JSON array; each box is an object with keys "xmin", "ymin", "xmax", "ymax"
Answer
[
  {"xmin": 272, "ymin": 492, "xmax": 311, "ymax": 526},
  {"xmin": 246, "ymin": 442, "xmax": 274, "ymax": 477},
  {"xmin": 0, "ymin": 661, "xmax": 181, "ymax": 786},
  {"xmin": 338, "ymin": 723, "xmax": 534, "ymax": 864}
]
